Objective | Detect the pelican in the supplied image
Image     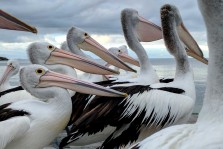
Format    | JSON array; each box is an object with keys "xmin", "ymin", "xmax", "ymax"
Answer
[
  {"xmin": 61, "ymin": 41, "xmax": 93, "ymax": 60},
  {"xmin": 80, "ymin": 45, "xmax": 140, "ymax": 82},
  {"xmin": 0, "ymin": 64, "xmax": 126, "ymax": 149},
  {"xmin": 104, "ymin": 45, "xmax": 140, "ymax": 81},
  {"xmin": 129, "ymin": 1, "xmax": 223, "ymax": 148},
  {"xmin": 0, "ymin": 9, "xmax": 37, "ymax": 33},
  {"xmin": 108, "ymin": 45, "xmax": 140, "ymax": 68},
  {"xmin": 0, "ymin": 59, "xmax": 20, "ymax": 92},
  {"xmin": 61, "ymin": 41, "xmax": 139, "ymax": 69},
  {"xmin": 66, "ymin": 26, "xmax": 137, "ymax": 73},
  {"xmin": 0, "ymin": 42, "xmax": 121, "ymax": 105},
  {"xmin": 59, "ymin": 8, "xmax": 207, "ymax": 149},
  {"xmin": 61, "ymin": 37, "xmax": 139, "ymax": 82}
]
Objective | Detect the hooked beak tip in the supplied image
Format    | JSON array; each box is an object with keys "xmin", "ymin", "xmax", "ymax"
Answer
[{"xmin": 123, "ymin": 93, "xmax": 128, "ymax": 97}]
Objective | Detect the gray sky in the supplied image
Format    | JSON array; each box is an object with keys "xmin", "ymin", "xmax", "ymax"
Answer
[{"xmin": 0, "ymin": 0, "xmax": 208, "ymax": 59}]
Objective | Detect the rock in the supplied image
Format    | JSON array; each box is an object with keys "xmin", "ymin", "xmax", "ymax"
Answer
[{"xmin": 0, "ymin": 56, "xmax": 8, "ymax": 61}]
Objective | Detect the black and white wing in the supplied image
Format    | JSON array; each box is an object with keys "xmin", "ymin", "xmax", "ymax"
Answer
[{"xmin": 0, "ymin": 103, "xmax": 30, "ymax": 148}]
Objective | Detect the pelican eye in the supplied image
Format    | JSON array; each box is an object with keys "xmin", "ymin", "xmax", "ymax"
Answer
[
  {"xmin": 118, "ymin": 50, "xmax": 121, "ymax": 52},
  {"xmin": 84, "ymin": 33, "xmax": 88, "ymax": 36},
  {"xmin": 35, "ymin": 68, "xmax": 45, "ymax": 75},
  {"xmin": 47, "ymin": 45, "xmax": 54, "ymax": 50}
]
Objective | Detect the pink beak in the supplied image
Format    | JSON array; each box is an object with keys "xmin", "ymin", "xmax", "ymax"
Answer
[
  {"xmin": 38, "ymin": 70, "xmax": 127, "ymax": 97},
  {"xmin": 46, "ymin": 48, "xmax": 120, "ymax": 75},
  {"xmin": 77, "ymin": 36, "xmax": 137, "ymax": 72},
  {"xmin": 136, "ymin": 16, "xmax": 163, "ymax": 42},
  {"xmin": 117, "ymin": 53, "xmax": 140, "ymax": 67},
  {"xmin": 0, "ymin": 9, "xmax": 37, "ymax": 33},
  {"xmin": 0, "ymin": 65, "xmax": 14, "ymax": 85},
  {"xmin": 177, "ymin": 23, "xmax": 208, "ymax": 64}
]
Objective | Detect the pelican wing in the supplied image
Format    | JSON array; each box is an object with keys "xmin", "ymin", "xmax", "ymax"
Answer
[
  {"xmin": 0, "ymin": 90, "xmax": 35, "ymax": 106},
  {"xmin": 68, "ymin": 80, "xmax": 131, "ymax": 125},
  {"xmin": 60, "ymin": 85, "xmax": 190, "ymax": 148},
  {"xmin": 0, "ymin": 117, "xmax": 30, "ymax": 148},
  {"xmin": 0, "ymin": 103, "xmax": 30, "ymax": 148},
  {"xmin": 0, "ymin": 86, "xmax": 23, "ymax": 98},
  {"xmin": 159, "ymin": 78, "xmax": 174, "ymax": 83},
  {"xmin": 100, "ymin": 89, "xmax": 193, "ymax": 148}
]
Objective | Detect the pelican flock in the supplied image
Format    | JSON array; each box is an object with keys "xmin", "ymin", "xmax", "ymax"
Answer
[
  {"xmin": 1, "ymin": 0, "xmax": 220, "ymax": 148},
  {"xmin": 58, "ymin": 7, "xmax": 207, "ymax": 149}
]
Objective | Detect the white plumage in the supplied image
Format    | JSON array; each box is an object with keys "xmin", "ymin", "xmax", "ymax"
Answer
[
  {"xmin": 59, "ymin": 9, "xmax": 163, "ymax": 148},
  {"xmin": 0, "ymin": 64, "xmax": 126, "ymax": 149},
  {"xmin": 1, "ymin": 65, "xmax": 72, "ymax": 149}
]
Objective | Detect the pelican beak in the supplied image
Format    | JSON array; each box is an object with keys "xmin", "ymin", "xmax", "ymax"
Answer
[
  {"xmin": 177, "ymin": 23, "xmax": 208, "ymax": 64},
  {"xmin": 77, "ymin": 36, "xmax": 137, "ymax": 72},
  {"xmin": 117, "ymin": 53, "xmax": 140, "ymax": 67},
  {"xmin": 0, "ymin": 10, "xmax": 37, "ymax": 33},
  {"xmin": 186, "ymin": 48, "xmax": 208, "ymax": 64},
  {"xmin": 0, "ymin": 65, "xmax": 14, "ymax": 85},
  {"xmin": 136, "ymin": 16, "xmax": 163, "ymax": 42},
  {"xmin": 38, "ymin": 71, "xmax": 127, "ymax": 97},
  {"xmin": 46, "ymin": 48, "xmax": 119, "ymax": 75}
]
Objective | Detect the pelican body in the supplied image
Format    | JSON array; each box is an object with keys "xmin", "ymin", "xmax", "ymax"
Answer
[{"xmin": 0, "ymin": 65, "xmax": 126, "ymax": 149}]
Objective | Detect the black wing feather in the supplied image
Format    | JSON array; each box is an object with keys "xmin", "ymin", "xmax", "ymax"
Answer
[
  {"xmin": 159, "ymin": 78, "xmax": 174, "ymax": 83},
  {"xmin": 0, "ymin": 86, "xmax": 23, "ymax": 98},
  {"xmin": 60, "ymin": 84, "xmax": 185, "ymax": 148},
  {"xmin": 0, "ymin": 103, "xmax": 30, "ymax": 122}
]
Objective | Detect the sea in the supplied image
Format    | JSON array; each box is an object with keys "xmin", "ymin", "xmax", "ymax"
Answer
[{"xmin": 0, "ymin": 58, "xmax": 207, "ymax": 114}]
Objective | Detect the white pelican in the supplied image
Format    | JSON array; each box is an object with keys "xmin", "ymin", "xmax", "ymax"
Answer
[
  {"xmin": 61, "ymin": 38, "xmax": 139, "ymax": 82},
  {"xmin": 80, "ymin": 45, "xmax": 140, "ymax": 82},
  {"xmin": 59, "ymin": 8, "xmax": 207, "ymax": 149},
  {"xmin": 0, "ymin": 64, "xmax": 126, "ymax": 149},
  {"xmin": 129, "ymin": 1, "xmax": 223, "ymax": 149},
  {"xmin": 0, "ymin": 9, "xmax": 37, "ymax": 33},
  {"xmin": 0, "ymin": 59, "xmax": 20, "ymax": 92},
  {"xmin": 104, "ymin": 45, "xmax": 140, "ymax": 81},
  {"xmin": 108, "ymin": 45, "xmax": 140, "ymax": 69},
  {"xmin": 0, "ymin": 42, "xmax": 121, "ymax": 105},
  {"xmin": 67, "ymin": 26, "xmax": 137, "ymax": 73},
  {"xmin": 61, "ymin": 41, "xmax": 139, "ymax": 69}
]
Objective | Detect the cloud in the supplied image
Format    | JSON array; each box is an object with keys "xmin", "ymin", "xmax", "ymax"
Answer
[
  {"xmin": 0, "ymin": 0, "xmax": 208, "ymax": 59},
  {"xmin": 1, "ymin": 0, "xmax": 205, "ymax": 34}
]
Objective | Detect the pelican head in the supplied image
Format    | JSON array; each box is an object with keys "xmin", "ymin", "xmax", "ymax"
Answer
[
  {"xmin": 108, "ymin": 45, "xmax": 140, "ymax": 67},
  {"xmin": 27, "ymin": 42, "xmax": 119, "ymax": 75},
  {"xmin": 20, "ymin": 64, "xmax": 127, "ymax": 99},
  {"xmin": 67, "ymin": 26, "xmax": 137, "ymax": 72},
  {"xmin": 161, "ymin": 4, "xmax": 208, "ymax": 64},
  {"xmin": 0, "ymin": 59, "xmax": 20, "ymax": 85}
]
